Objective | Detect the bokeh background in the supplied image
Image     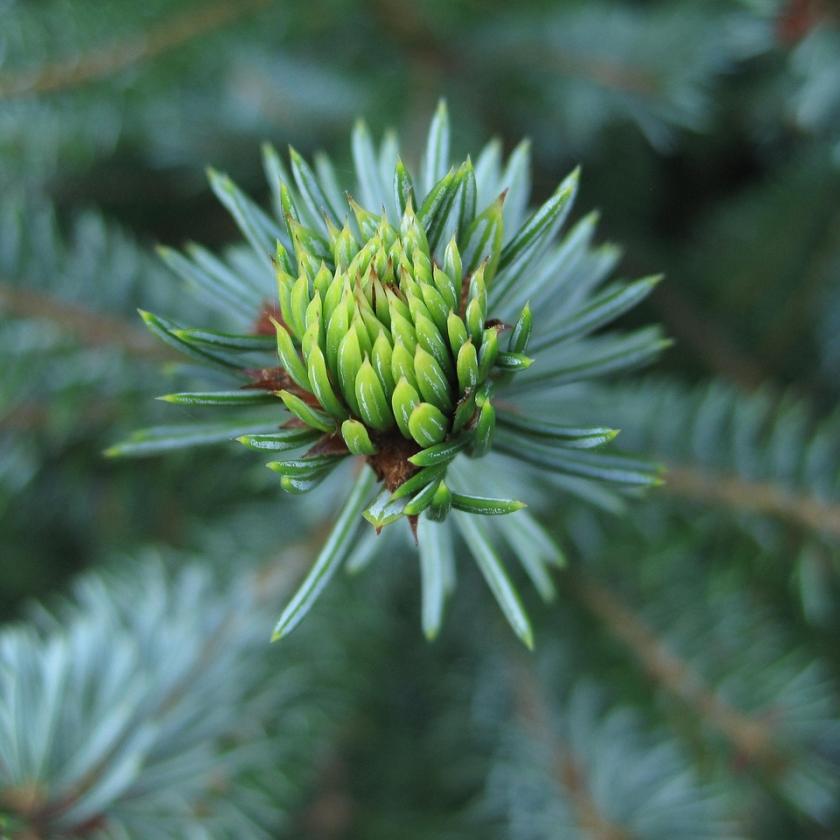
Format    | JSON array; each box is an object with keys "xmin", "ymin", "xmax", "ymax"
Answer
[{"xmin": 1, "ymin": 1, "xmax": 840, "ymax": 838}]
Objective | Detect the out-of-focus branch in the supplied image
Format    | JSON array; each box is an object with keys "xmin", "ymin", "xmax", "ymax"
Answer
[
  {"xmin": 571, "ymin": 574, "xmax": 787, "ymax": 773},
  {"xmin": 0, "ymin": 281, "xmax": 173, "ymax": 360},
  {"xmin": 512, "ymin": 656, "xmax": 630, "ymax": 840},
  {"xmin": 518, "ymin": 48, "xmax": 660, "ymax": 97},
  {"xmin": 0, "ymin": 0, "xmax": 272, "ymax": 100},
  {"xmin": 12, "ymin": 535, "xmax": 318, "ymax": 837},
  {"xmin": 0, "ymin": 401, "xmax": 123, "ymax": 433},
  {"xmin": 665, "ymin": 464, "xmax": 840, "ymax": 540}
]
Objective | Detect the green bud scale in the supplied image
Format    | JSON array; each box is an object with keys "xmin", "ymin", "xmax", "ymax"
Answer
[{"xmin": 125, "ymin": 102, "xmax": 667, "ymax": 646}]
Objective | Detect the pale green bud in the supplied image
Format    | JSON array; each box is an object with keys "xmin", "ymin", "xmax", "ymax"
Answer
[
  {"xmin": 392, "ymin": 376, "xmax": 421, "ymax": 439},
  {"xmin": 465, "ymin": 297, "xmax": 484, "ymax": 344},
  {"xmin": 322, "ymin": 271, "xmax": 345, "ymax": 324},
  {"xmin": 278, "ymin": 389, "xmax": 333, "ymax": 432},
  {"xmin": 414, "ymin": 345, "xmax": 453, "ymax": 412},
  {"xmin": 405, "ymin": 287, "xmax": 433, "ymax": 326},
  {"xmin": 349, "ymin": 195, "xmax": 379, "ymax": 240},
  {"xmin": 412, "ymin": 249, "xmax": 433, "ymax": 286},
  {"xmin": 372, "ymin": 277, "xmax": 391, "ymax": 327},
  {"xmin": 419, "ymin": 282, "xmax": 450, "ymax": 335},
  {"xmin": 390, "ymin": 308, "xmax": 417, "ymax": 354},
  {"xmin": 341, "ymin": 419, "xmax": 377, "ymax": 455},
  {"xmin": 391, "ymin": 342, "xmax": 417, "ymax": 390},
  {"xmin": 447, "ymin": 312, "xmax": 469, "ymax": 357},
  {"xmin": 307, "ymin": 344, "xmax": 347, "ymax": 420},
  {"xmin": 386, "ymin": 287, "xmax": 412, "ymax": 321},
  {"xmin": 355, "ymin": 358, "xmax": 393, "ymax": 431},
  {"xmin": 456, "ymin": 340, "xmax": 479, "ymax": 394},
  {"xmin": 352, "ymin": 313, "xmax": 372, "ymax": 357},
  {"xmin": 304, "ymin": 294, "xmax": 322, "ymax": 339},
  {"xmin": 325, "ymin": 296, "xmax": 350, "ymax": 373},
  {"xmin": 443, "ymin": 237, "xmax": 463, "ymax": 300},
  {"xmin": 431, "ymin": 266, "xmax": 457, "ymax": 312},
  {"xmin": 301, "ymin": 321, "xmax": 320, "ymax": 362},
  {"xmin": 313, "ymin": 262, "xmax": 333, "ymax": 300},
  {"xmin": 289, "ymin": 273, "xmax": 310, "ymax": 340},
  {"xmin": 468, "ymin": 262, "xmax": 487, "ymax": 314},
  {"xmin": 333, "ymin": 223, "xmax": 357, "ymax": 272},
  {"xmin": 372, "ymin": 333, "xmax": 395, "ymax": 397},
  {"xmin": 415, "ymin": 312, "xmax": 452, "ymax": 376},
  {"xmin": 478, "ymin": 326, "xmax": 500, "ymax": 380},
  {"xmin": 337, "ymin": 329, "xmax": 363, "ymax": 415},
  {"xmin": 408, "ymin": 402, "xmax": 448, "ymax": 447},
  {"xmin": 273, "ymin": 319, "xmax": 310, "ymax": 392}
]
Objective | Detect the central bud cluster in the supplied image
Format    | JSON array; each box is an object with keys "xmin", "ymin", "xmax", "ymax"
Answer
[
  {"xmin": 123, "ymin": 105, "xmax": 661, "ymax": 645},
  {"xmin": 270, "ymin": 196, "xmax": 529, "ymax": 502}
]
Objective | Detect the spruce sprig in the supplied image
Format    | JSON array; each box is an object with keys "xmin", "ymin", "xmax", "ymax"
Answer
[{"xmin": 113, "ymin": 102, "xmax": 667, "ymax": 645}]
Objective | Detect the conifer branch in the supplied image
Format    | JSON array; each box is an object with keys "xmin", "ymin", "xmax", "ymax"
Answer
[
  {"xmin": 0, "ymin": 401, "xmax": 120, "ymax": 433},
  {"xmin": 0, "ymin": 281, "xmax": 172, "ymax": 360},
  {"xmin": 664, "ymin": 464, "xmax": 840, "ymax": 540},
  {"xmin": 514, "ymin": 46, "xmax": 660, "ymax": 98},
  {"xmin": 570, "ymin": 573, "xmax": 786, "ymax": 773},
  {"xmin": 122, "ymin": 106, "xmax": 662, "ymax": 641},
  {"xmin": 2, "ymin": 7, "xmax": 839, "ymax": 836},
  {"xmin": 579, "ymin": 379, "xmax": 840, "ymax": 544},
  {"xmin": 513, "ymin": 657, "xmax": 630, "ymax": 840},
  {"xmin": 0, "ymin": 539, "xmax": 332, "ymax": 837},
  {"xmin": 0, "ymin": 0, "xmax": 272, "ymax": 100}
]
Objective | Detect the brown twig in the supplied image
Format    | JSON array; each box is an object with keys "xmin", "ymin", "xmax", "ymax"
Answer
[
  {"xmin": 571, "ymin": 573, "xmax": 787, "ymax": 773},
  {"xmin": 0, "ymin": 281, "xmax": 173, "ymax": 360},
  {"xmin": 0, "ymin": 0, "xmax": 272, "ymax": 100},
  {"xmin": 664, "ymin": 463, "xmax": 840, "ymax": 540},
  {"xmin": 512, "ymin": 655, "xmax": 629, "ymax": 840}
]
